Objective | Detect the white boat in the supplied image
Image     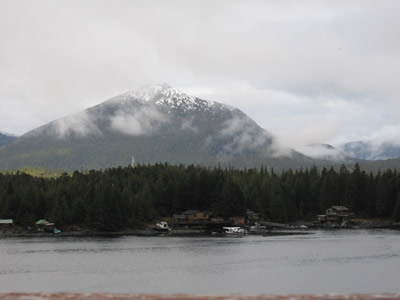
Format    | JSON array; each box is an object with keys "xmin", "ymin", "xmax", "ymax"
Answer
[
  {"xmin": 249, "ymin": 223, "xmax": 266, "ymax": 234},
  {"xmin": 153, "ymin": 221, "xmax": 171, "ymax": 232},
  {"xmin": 223, "ymin": 227, "xmax": 247, "ymax": 236}
]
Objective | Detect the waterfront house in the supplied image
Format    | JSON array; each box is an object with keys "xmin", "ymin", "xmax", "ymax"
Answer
[
  {"xmin": 317, "ymin": 206, "xmax": 353, "ymax": 227},
  {"xmin": 246, "ymin": 209, "xmax": 260, "ymax": 224},
  {"xmin": 326, "ymin": 206, "xmax": 351, "ymax": 215},
  {"xmin": 173, "ymin": 210, "xmax": 211, "ymax": 224}
]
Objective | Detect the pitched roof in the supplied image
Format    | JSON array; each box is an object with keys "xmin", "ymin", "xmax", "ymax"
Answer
[
  {"xmin": 173, "ymin": 214, "xmax": 187, "ymax": 219},
  {"xmin": 331, "ymin": 206, "xmax": 350, "ymax": 211},
  {"xmin": 35, "ymin": 219, "xmax": 49, "ymax": 225},
  {"xmin": 35, "ymin": 219, "xmax": 54, "ymax": 226},
  {"xmin": 182, "ymin": 210, "xmax": 200, "ymax": 215}
]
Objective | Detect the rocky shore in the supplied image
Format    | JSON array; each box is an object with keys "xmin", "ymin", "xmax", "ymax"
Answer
[
  {"xmin": 0, "ymin": 226, "xmax": 398, "ymax": 239},
  {"xmin": 0, "ymin": 227, "xmax": 210, "ymax": 238},
  {"xmin": 1, "ymin": 219, "xmax": 399, "ymax": 239}
]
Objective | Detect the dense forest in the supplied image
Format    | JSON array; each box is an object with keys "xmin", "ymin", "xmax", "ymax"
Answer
[{"xmin": 1, "ymin": 163, "xmax": 400, "ymax": 231}]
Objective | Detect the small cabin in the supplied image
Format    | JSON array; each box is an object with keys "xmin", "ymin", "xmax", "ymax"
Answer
[
  {"xmin": 326, "ymin": 206, "xmax": 351, "ymax": 216},
  {"xmin": 35, "ymin": 219, "xmax": 55, "ymax": 232}
]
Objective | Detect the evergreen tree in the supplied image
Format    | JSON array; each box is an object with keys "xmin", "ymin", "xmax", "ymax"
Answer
[{"xmin": 393, "ymin": 192, "xmax": 400, "ymax": 221}]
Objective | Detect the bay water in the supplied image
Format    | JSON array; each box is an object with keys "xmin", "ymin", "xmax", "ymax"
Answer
[{"xmin": 0, "ymin": 230, "xmax": 399, "ymax": 294}]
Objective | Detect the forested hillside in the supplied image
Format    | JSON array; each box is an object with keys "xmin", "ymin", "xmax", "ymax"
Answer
[{"xmin": 1, "ymin": 163, "xmax": 399, "ymax": 231}]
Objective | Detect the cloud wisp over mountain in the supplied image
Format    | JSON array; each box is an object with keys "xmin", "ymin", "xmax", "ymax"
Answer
[{"xmin": 110, "ymin": 106, "xmax": 169, "ymax": 136}]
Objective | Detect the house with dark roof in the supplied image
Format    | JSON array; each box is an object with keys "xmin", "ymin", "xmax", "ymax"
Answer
[
  {"xmin": 246, "ymin": 209, "xmax": 260, "ymax": 224},
  {"xmin": 317, "ymin": 206, "xmax": 354, "ymax": 227},
  {"xmin": 173, "ymin": 210, "xmax": 211, "ymax": 223}
]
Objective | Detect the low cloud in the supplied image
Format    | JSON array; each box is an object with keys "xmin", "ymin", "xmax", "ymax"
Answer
[
  {"xmin": 296, "ymin": 144, "xmax": 348, "ymax": 161},
  {"xmin": 1, "ymin": 1, "xmax": 400, "ymax": 146},
  {"xmin": 35, "ymin": 111, "xmax": 102, "ymax": 139},
  {"xmin": 181, "ymin": 118, "xmax": 198, "ymax": 132},
  {"xmin": 363, "ymin": 125, "xmax": 400, "ymax": 147},
  {"xmin": 339, "ymin": 125, "xmax": 400, "ymax": 160},
  {"xmin": 214, "ymin": 114, "xmax": 278, "ymax": 158},
  {"xmin": 110, "ymin": 106, "xmax": 169, "ymax": 136}
]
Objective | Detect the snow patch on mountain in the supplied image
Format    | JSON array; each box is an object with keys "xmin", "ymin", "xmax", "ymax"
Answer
[{"xmin": 115, "ymin": 84, "xmax": 234, "ymax": 115}]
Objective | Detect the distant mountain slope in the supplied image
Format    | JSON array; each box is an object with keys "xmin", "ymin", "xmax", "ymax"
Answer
[
  {"xmin": 340, "ymin": 141, "xmax": 400, "ymax": 160},
  {"xmin": 295, "ymin": 143, "xmax": 356, "ymax": 163},
  {"xmin": 0, "ymin": 131, "xmax": 17, "ymax": 147},
  {"xmin": 0, "ymin": 84, "xmax": 315, "ymax": 171}
]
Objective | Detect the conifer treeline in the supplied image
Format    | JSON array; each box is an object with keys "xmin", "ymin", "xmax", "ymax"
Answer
[{"xmin": 1, "ymin": 163, "xmax": 400, "ymax": 231}]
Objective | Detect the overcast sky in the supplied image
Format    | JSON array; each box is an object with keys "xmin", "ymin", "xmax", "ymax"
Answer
[{"xmin": 1, "ymin": 0, "xmax": 400, "ymax": 148}]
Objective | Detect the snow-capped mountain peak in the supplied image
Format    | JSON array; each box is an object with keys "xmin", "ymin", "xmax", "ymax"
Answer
[
  {"xmin": 115, "ymin": 84, "xmax": 229, "ymax": 114},
  {"xmin": 124, "ymin": 83, "xmax": 171, "ymax": 102}
]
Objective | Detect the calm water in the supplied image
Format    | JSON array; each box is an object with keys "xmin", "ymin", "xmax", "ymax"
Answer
[{"xmin": 0, "ymin": 230, "xmax": 399, "ymax": 294}]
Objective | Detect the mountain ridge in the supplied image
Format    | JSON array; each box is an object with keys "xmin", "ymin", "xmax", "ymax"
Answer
[
  {"xmin": 0, "ymin": 84, "xmax": 315, "ymax": 171},
  {"xmin": 340, "ymin": 140, "xmax": 400, "ymax": 161},
  {"xmin": 3, "ymin": 84, "xmax": 399, "ymax": 172}
]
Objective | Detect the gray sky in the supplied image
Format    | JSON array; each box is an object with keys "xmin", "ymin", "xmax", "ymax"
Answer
[{"xmin": 1, "ymin": 0, "xmax": 400, "ymax": 149}]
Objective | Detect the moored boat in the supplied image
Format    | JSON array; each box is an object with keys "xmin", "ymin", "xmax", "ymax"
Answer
[
  {"xmin": 223, "ymin": 226, "xmax": 247, "ymax": 236},
  {"xmin": 152, "ymin": 221, "xmax": 171, "ymax": 232}
]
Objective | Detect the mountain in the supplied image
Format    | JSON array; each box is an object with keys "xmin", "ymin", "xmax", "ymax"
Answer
[
  {"xmin": 340, "ymin": 141, "xmax": 400, "ymax": 160},
  {"xmin": 295, "ymin": 143, "xmax": 355, "ymax": 163},
  {"xmin": 0, "ymin": 84, "xmax": 315, "ymax": 171},
  {"xmin": 0, "ymin": 131, "xmax": 17, "ymax": 147}
]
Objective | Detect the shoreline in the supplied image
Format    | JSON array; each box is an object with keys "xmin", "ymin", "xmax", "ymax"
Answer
[
  {"xmin": 1, "ymin": 223, "xmax": 399, "ymax": 239},
  {"xmin": 0, "ymin": 228, "xmax": 210, "ymax": 238}
]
